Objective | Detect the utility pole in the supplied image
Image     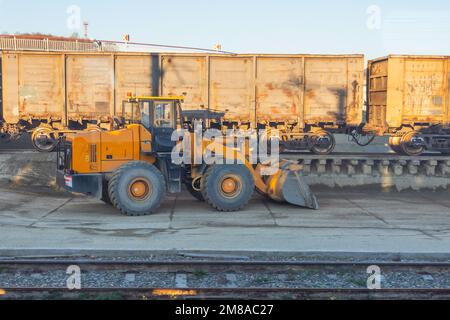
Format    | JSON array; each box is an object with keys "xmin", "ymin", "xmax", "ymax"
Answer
[{"xmin": 83, "ymin": 21, "xmax": 89, "ymax": 39}]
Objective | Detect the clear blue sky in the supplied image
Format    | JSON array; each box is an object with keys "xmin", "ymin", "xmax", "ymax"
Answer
[{"xmin": 0, "ymin": 0, "xmax": 449, "ymax": 59}]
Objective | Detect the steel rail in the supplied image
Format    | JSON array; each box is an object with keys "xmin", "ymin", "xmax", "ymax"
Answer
[
  {"xmin": 1, "ymin": 259, "xmax": 450, "ymax": 269},
  {"xmin": 282, "ymin": 152, "xmax": 450, "ymax": 160},
  {"xmin": 2, "ymin": 287, "xmax": 450, "ymax": 300}
]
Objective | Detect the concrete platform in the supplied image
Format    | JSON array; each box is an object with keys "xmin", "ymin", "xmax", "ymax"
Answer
[{"xmin": 1, "ymin": 185, "xmax": 450, "ymax": 256}]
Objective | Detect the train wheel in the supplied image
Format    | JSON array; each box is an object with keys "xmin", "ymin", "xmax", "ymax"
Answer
[
  {"xmin": 400, "ymin": 131, "xmax": 425, "ymax": 156},
  {"xmin": 31, "ymin": 127, "xmax": 58, "ymax": 152},
  {"xmin": 310, "ymin": 131, "xmax": 336, "ymax": 155},
  {"xmin": 388, "ymin": 136, "xmax": 404, "ymax": 155}
]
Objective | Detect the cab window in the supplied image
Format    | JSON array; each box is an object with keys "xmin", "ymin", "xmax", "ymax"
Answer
[
  {"xmin": 154, "ymin": 102, "xmax": 173, "ymax": 128},
  {"xmin": 140, "ymin": 102, "xmax": 151, "ymax": 128},
  {"xmin": 123, "ymin": 102, "xmax": 140, "ymax": 124}
]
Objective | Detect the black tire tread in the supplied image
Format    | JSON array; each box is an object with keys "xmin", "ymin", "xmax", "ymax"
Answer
[
  {"xmin": 108, "ymin": 161, "xmax": 166, "ymax": 216},
  {"xmin": 201, "ymin": 165, "xmax": 254, "ymax": 212}
]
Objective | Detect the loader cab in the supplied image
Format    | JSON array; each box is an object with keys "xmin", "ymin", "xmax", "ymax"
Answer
[{"xmin": 124, "ymin": 96, "xmax": 183, "ymax": 153}]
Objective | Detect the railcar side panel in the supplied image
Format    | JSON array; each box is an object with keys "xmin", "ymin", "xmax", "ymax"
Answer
[
  {"xmin": 346, "ymin": 57, "xmax": 364, "ymax": 126},
  {"xmin": 1, "ymin": 52, "xmax": 365, "ymax": 133},
  {"xmin": 2, "ymin": 53, "xmax": 64, "ymax": 123},
  {"xmin": 402, "ymin": 58, "xmax": 447, "ymax": 124},
  {"xmin": 210, "ymin": 56, "xmax": 254, "ymax": 124},
  {"xmin": 66, "ymin": 54, "xmax": 114, "ymax": 121},
  {"xmin": 161, "ymin": 55, "xmax": 207, "ymax": 111},
  {"xmin": 304, "ymin": 58, "xmax": 348, "ymax": 125},
  {"xmin": 368, "ymin": 55, "xmax": 450, "ymax": 133},
  {"xmin": 255, "ymin": 57, "xmax": 303, "ymax": 125},
  {"xmin": 368, "ymin": 58, "xmax": 388, "ymax": 131},
  {"xmin": 115, "ymin": 55, "xmax": 153, "ymax": 116},
  {"xmin": 2, "ymin": 53, "xmax": 19, "ymax": 124}
]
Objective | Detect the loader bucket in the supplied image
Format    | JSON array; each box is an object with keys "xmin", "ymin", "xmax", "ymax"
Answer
[{"xmin": 265, "ymin": 161, "xmax": 319, "ymax": 210}]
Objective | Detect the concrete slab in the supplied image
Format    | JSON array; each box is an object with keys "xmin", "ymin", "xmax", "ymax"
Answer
[{"xmin": 0, "ymin": 185, "xmax": 450, "ymax": 255}]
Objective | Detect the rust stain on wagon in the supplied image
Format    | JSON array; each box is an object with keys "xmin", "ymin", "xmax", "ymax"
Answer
[
  {"xmin": 266, "ymin": 83, "xmax": 274, "ymax": 90},
  {"xmin": 282, "ymin": 89, "xmax": 293, "ymax": 98},
  {"xmin": 306, "ymin": 90, "xmax": 316, "ymax": 99}
]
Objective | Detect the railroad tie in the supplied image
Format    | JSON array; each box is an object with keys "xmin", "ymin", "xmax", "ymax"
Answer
[
  {"xmin": 361, "ymin": 160, "xmax": 374, "ymax": 176},
  {"xmin": 437, "ymin": 161, "xmax": 450, "ymax": 176},
  {"xmin": 331, "ymin": 159, "xmax": 342, "ymax": 175},
  {"xmin": 346, "ymin": 160, "xmax": 359, "ymax": 176},
  {"xmin": 377, "ymin": 160, "xmax": 391, "ymax": 176},
  {"xmin": 391, "ymin": 160, "xmax": 407, "ymax": 176},
  {"xmin": 423, "ymin": 160, "xmax": 438, "ymax": 176},
  {"xmin": 175, "ymin": 274, "xmax": 188, "ymax": 289},
  {"xmin": 407, "ymin": 160, "xmax": 421, "ymax": 175},
  {"xmin": 314, "ymin": 159, "xmax": 328, "ymax": 175},
  {"xmin": 302, "ymin": 159, "xmax": 312, "ymax": 174}
]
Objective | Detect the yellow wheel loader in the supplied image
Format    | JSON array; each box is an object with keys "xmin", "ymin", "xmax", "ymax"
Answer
[{"xmin": 56, "ymin": 96, "xmax": 318, "ymax": 216}]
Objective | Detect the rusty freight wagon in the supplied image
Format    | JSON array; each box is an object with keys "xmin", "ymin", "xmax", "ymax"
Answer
[
  {"xmin": 0, "ymin": 51, "xmax": 365, "ymax": 153},
  {"xmin": 367, "ymin": 55, "xmax": 450, "ymax": 155}
]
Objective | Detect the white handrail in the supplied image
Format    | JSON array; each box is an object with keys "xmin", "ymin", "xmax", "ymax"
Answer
[{"xmin": 0, "ymin": 37, "xmax": 113, "ymax": 52}]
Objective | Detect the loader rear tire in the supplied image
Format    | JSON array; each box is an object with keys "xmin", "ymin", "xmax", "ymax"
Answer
[
  {"xmin": 108, "ymin": 162, "xmax": 166, "ymax": 216},
  {"xmin": 201, "ymin": 165, "xmax": 255, "ymax": 212}
]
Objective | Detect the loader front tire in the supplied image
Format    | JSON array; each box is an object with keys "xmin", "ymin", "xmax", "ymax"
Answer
[
  {"xmin": 201, "ymin": 165, "xmax": 255, "ymax": 212},
  {"xmin": 108, "ymin": 162, "xmax": 166, "ymax": 216}
]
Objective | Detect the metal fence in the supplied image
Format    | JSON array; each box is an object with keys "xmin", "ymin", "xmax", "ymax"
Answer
[{"xmin": 0, "ymin": 37, "xmax": 117, "ymax": 52}]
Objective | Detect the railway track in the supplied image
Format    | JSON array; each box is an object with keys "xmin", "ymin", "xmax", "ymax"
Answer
[
  {"xmin": 3, "ymin": 287, "xmax": 450, "ymax": 300},
  {"xmin": 1, "ymin": 259, "xmax": 450, "ymax": 300},
  {"xmin": 283, "ymin": 152, "xmax": 449, "ymax": 160}
]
